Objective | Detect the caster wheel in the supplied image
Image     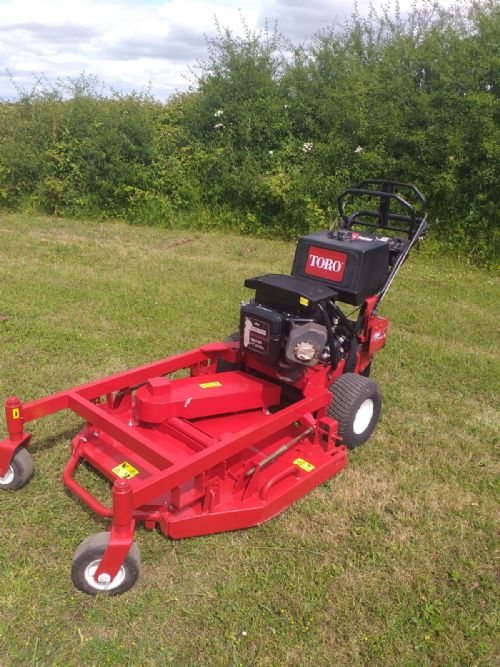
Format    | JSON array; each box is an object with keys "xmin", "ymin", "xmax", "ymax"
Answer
[
  {"xmin": 0, "ymin": 447, "xmax": 34, "ymax": 490},
  {"xmin": 71, "ymin": 532, "xmax": 140, "ymax": 595}
]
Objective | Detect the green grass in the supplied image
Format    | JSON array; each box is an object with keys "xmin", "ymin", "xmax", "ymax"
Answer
[{"xmin": 0, "ymin": 212, "xmax": 498, "ymax": 667}]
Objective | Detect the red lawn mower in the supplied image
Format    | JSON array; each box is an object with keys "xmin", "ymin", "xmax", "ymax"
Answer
[{"xmin": 0, "ymin": 179, "xmax": 428, "ymax": 595}]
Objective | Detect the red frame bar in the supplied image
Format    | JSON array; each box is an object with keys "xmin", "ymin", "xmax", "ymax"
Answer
[
  {"xmin": 0, "ymin": 346, "xmax": 224, "ymax": 475},
  {"xmin": 63, "ymin": 442, "xmax": 113, "ymax": 518},
  {"xmin": 22, "ymin": 348, "xmax": 210, "ymax": 423},
  {"xmin": 68, "ymin": 393, "xmax": 172, "ymax": 469}
]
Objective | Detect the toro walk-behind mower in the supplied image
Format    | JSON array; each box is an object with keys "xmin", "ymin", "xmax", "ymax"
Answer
[{"xmin": 0, "ymin": 180, "xmax": 428, "ymax": 594}]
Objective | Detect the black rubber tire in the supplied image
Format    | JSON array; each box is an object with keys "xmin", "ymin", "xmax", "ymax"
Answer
[
  {"xmin": 0, "ymin": 447, "xmax": 34, "ymax": 490},
  {"xmin": 71, "ymin": 532, "xmax": 140, "ymax": 596},
  {"xmin": 216, "ymin": 331, "xmax": 242, "ymax": 373},
  {"xmin": 328, "ymin": 373, "xmax": 382, "ymax": 449}
]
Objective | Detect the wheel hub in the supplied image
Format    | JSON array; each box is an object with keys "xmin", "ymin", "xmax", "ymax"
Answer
[
  {"xmin": 84, "ymin": 560, "xmax": 126, "ymax": 591},
  {"xmin": 353, "ymin": 398, "xmax": 374, "ymax": 435},
  {"xmin": 0, "ymin": 465, "xmax": 14, "ymax": 486}
]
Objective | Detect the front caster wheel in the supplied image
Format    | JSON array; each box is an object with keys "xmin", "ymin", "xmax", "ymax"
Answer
[
  {"xmin": 0, "ymin": 447, "xmax": 34, "ymax": 490},
  {"xmin": 328, "ymin": 373, "xmax": 382, "ymax": 449},
  {"xmin": 71, "ymin": 532, "xmax": 140, "ymax": 595}
]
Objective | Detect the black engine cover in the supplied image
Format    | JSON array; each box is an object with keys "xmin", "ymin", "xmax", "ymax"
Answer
[{"xmin": 244, "ymin": 273, "xmax": 338, "ymax": 315}]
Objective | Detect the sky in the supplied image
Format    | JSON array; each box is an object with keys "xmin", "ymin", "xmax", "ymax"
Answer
[{"xmin": 0, "ymin": 0, "xmax": 457, "ymax": 100}]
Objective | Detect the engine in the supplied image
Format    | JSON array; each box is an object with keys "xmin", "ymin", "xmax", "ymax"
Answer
[
  {"xmin": 239, "ymin": 274, "xmax": 355, "ymax": 381},
  {"xmin": 239, "ymin": 228, "xmax": 397, "ymax": 379}
]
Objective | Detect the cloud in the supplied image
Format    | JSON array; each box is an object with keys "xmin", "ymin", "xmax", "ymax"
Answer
[
  {"xmin": 0, "ymin": 21, "xmax": 99, "ymax": 42},
  {"xmin": 105, "ymin": 25, "xmax": 208, "ymax": 63},
  {"xmin": 0, "ymin": 0, "xmax": 458, "ymax": 100},
  {"xmin": 258, "ymin": 0, "xmax": 351, "ymax": 39},
  {"xmin": 0, "ymin": 0, "xmax": 256, "ymax": 99}
]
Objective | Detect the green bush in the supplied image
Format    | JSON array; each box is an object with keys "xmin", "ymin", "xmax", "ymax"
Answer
[{"xmin": 0, "ymin": 1, "xmax": 498, "ymax": 263}]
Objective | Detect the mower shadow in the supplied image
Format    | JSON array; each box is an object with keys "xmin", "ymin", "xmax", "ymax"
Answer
[{"xmin": 29, "ymin": 425, "xmax": 82, "ymax": 455}]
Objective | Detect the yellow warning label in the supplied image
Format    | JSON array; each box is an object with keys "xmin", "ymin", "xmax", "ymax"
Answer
[
  {"xmin": 112, "ymin": 461, "xmax": 140, "ymax": 479},
  {"xmin": 293, "ymin": 458, "xmax": 315, "ymax": 472},
  {"xmin": 299, "ymin": 296, "xmax": 309, "ymax": 306},
  {"xmin": 199, "ymin": 381, "xmax": 222, "ymax": 389},
  {"xmin": 12, "ymin": 408, "xmax": 20, "ymax": 420}
]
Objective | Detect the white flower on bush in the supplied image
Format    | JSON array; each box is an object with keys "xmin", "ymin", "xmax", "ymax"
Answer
[
  {"xmin": 269, "ymin": 150, "xmax": 274, "ymax": 155},
  {"xmin": 214, "ymin": 109, "xmax": 224, "ymax": 117},
  {"xmin": 354, "ymin": 145, "xmax": 363, "ymax": 153},
  {"xmin": 214, "ymin": 123, "xmax": 224, "ymax": 130},
  {"xmin": 302, "ymin": 142, "xmax": 313, "ymax": 153}
]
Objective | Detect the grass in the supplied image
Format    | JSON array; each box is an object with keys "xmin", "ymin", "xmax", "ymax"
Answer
[{"xmin": 0, "ymin": 212, "xmax": 498, "ymax": 667}]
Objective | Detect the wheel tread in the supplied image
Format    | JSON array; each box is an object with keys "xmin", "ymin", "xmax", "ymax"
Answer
[
  {"xmin": 0, "ymin": 447, "xmax": 34, "ymax": 490},
  {"xmin": 328, "ymin": 373, "xmax": 382, "ymax": 449}
]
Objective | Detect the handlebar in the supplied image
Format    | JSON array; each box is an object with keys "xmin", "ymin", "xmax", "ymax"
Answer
[
  {"xmin": 336, "ymin": 179, "xmax": 428, "ymax": 240},
  {"xmin": 335, "ymin": 179, "xmax": 428, "ymax": 311}
]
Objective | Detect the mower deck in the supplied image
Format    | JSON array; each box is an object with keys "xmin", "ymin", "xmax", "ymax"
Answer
[
  {"xmin": 72, "ymin": 400, "xmax": 346, "ymax": 539},
  {"xmin": 1, "ymin": 343, "xmax": 345, "ymax": 552}
]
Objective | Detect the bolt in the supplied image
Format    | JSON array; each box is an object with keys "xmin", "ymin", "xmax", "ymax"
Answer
[
  {"xmin": 97, "ymin": 572, "xmax": 111, "ymax": 584},
  {"xmin": 128, "ymin": 419, "xmax": 134, "ymax": 427}
]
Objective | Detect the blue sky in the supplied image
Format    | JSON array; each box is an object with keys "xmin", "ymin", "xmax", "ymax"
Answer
[{"xmin": 0, "ymin": 0, "xmax": 457, "ymax": 100}]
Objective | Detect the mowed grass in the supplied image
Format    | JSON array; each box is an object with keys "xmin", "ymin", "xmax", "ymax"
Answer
[{"xmin": 0, "ymin": 212, "xmax": 498, "ymax": 667}]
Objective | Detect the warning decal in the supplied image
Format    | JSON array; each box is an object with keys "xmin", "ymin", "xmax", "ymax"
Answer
[
  {"xmin": 112, "ymin": 461, "xmax": 140, "ymax": 479},
  {"xmin": 293, "ymin": 458, "xmax": 315, "ymax": 472},
  {"xmin": 199, "ymin": 381, "xmax": 222, "ymax": 389}
]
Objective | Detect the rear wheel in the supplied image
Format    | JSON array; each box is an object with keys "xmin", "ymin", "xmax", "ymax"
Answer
[
  {"xmin": 71, "ymin": 532, "xmax": 140, "ymax": 596},
  {"xmin": 216, "ymin": 331, "xmax": 242, "ymax": 373},
  {"xmin": 328, "ymin": 373, "xmax": 382, "ymax": 449},
  {"xmin": 0, "ymin": 447, "xmax": 34, "ymax": 490}
]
